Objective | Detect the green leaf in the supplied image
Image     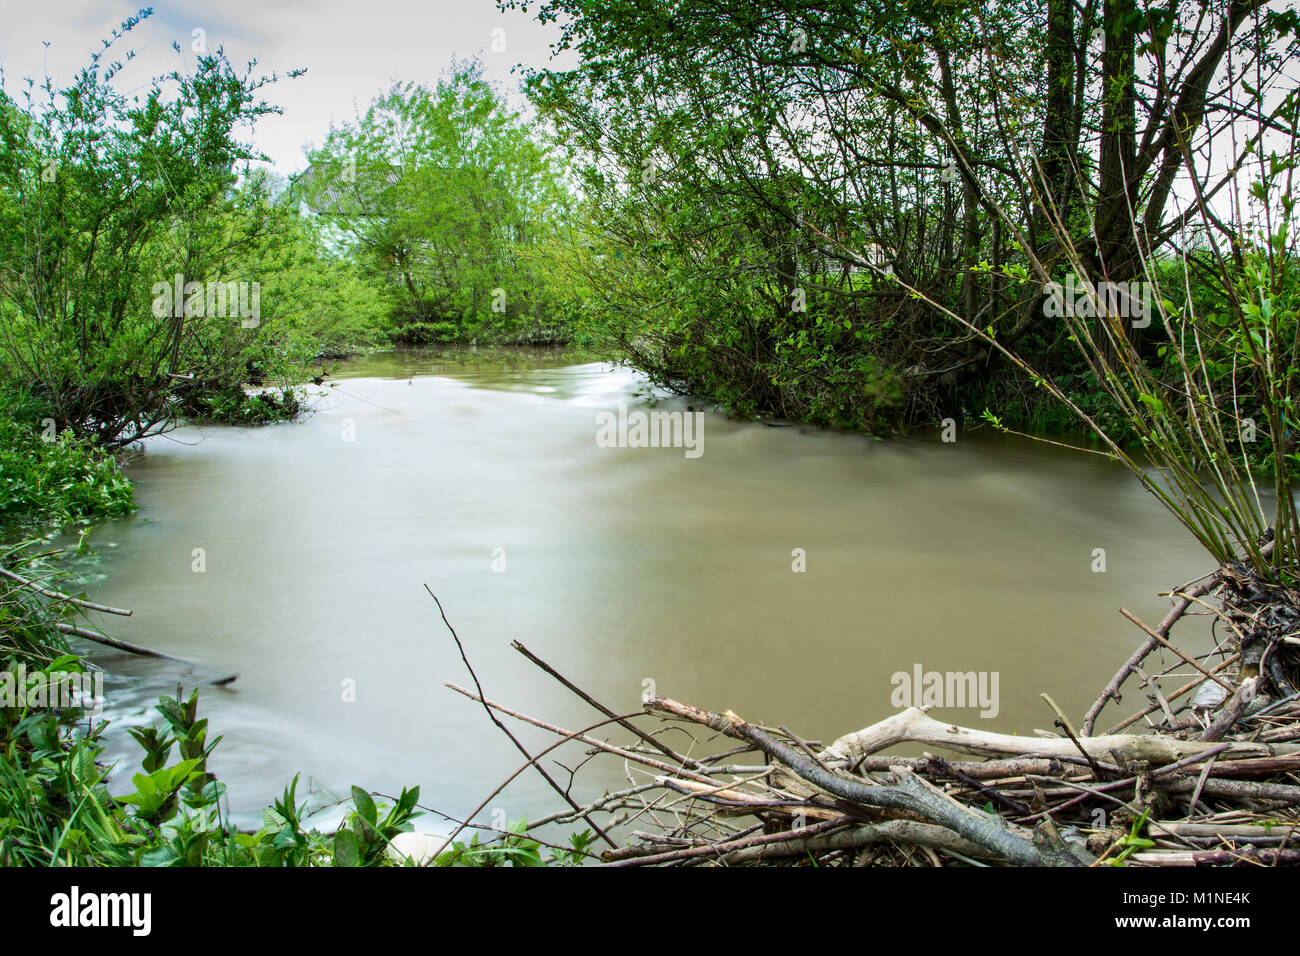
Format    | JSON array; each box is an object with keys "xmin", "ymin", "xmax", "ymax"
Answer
[
  {"xmin": 351, "ymin": 786, "xmax": 377, "ymax": 826},
  {"xmin": 140, "ymin": 845, "xmax": 180, "ymax": 867},
  {"xmin": 334, "ymin": 827, "xmax": 360, "ymax": 867}
]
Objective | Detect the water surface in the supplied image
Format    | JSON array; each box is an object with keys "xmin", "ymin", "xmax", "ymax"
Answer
[{"xmin": 75, "ymin": 348, "xmax": 1216, "ymax": 831}]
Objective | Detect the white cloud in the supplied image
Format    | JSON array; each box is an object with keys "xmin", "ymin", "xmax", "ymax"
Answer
[{"xmin": 0, "ymin": 0, "xmax": 576, "ymax": 173}]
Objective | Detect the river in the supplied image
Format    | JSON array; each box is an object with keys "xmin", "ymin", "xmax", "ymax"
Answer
[{"xmin": 73, "ymin": 348, "xmax": 1216, "ymax": 835}]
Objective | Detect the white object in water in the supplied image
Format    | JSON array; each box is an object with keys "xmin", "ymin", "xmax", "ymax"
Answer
[
  {"xmin": 386, "ymin": 831, "xmax": 445, "ymax": 866},
  {"xmin": 1192, "ymin": 680, "xmax": 1228, "ymax": 713}
]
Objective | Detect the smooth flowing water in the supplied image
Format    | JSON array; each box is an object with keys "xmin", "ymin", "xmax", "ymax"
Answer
[{"xmin": 74, "ymin": 348, "xmax": 1215, "ymax": 831}]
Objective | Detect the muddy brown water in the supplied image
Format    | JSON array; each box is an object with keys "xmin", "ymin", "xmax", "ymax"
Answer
[{"xmin": 74, "ymin": 348, "xmax": 1217, "ymax": 833}]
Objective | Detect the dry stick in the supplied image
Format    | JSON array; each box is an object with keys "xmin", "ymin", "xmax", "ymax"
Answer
[
  {"xmin": 427, "ymin": 710, "xmax": 643, "ymax": 864},
  {"xmin": 927, "ymin": 756, "xmax": 1032, "ymax": 816},
  {"xmin": 645, "ymin": 696, "xmax": 1068, "ymax": 867},
  {"xmin": 719, "ymin": 819, "xmax": 995, "ymax": 866},
  {"xmin": 1132, "ymin": 665, "xmax": 1178, "ymax": 726},
  {"xmin": 1206, "ymin": 755, "xmax": 1300, "ymax": 775},
  {"xmin": 1118, "ymin": 607, "xmax": 1238, "ymax": 693},
  {"xmin": 1153, "ymin": 822, "xmax": 1300, "ymax": 840},
  {"xmin": 0, "ymin": 567, "xmax": 132, "ymax": 615},
  {"xmin": 443, "ymin": 682, "xmax": 724, "ymax": 786},
  {"xmin": 603, "ymin": 817, "xmax": 855, "ymax": 867},
  {"xmin": 1017, "ymin": 743, "xmax": 1232, "ymax": 825},
  {"xmin": 522, "ymin": 781, "xmax": 663, "ymax": 831},
  {"xmin": 667, "ymin": 823, "xmax": 766, "ymax": 856},
  {"xmin": 49, "ymin": 622, "xmax": 236, "ymax": 685},
  {"xmin": 1200, "ymin": 677, "xmax": 1259, "ymax": 742},
  {"xmin": 700, "ymin": 742, "xmax": 764, "ymax": 765},
  {"xmin": 1276, "ymin": 824, "xmax": 1296, "ymax": 868},
  {"xmin": 424, "ymin": 588, "xmax": 615, "ymax": 850},
  {"xmin": 51, "ymin": 621, "xmax": 183, "ymax": 661},
  {"xmin": 511, "ymin": 640, "xmax": 701, "ymax": 769},
  {"xmin": 856, "ymin": 755, "xmax": 1069, "ymax": 778},
  {"xmin": 601, "ymin": 822, "xmax": 768, "ymax": 863},
  {"xmin": 1107, "ymin": 654, "xmax": 1240, "ymax": 734},
  {"xmin": 1041, "ymin": 692, "xmax": 1107, "ymax": 779},
  {"xmin": 1131, "ymin": 848, "xmax": 1300, "ymax": 866},
  {"xmin": 1186, "ymin": 754, "xmax": 1218, "ymax": 818},
  {"xmin": 1084, "ymin": 576, "xmax": 1222, "ymax": 735},
  {"xmin": 654, "ymin": 777, "xmax": 824, "ymax": 817},
  {"xmin": 1165, "ymin": 776, "xmax": 1300, "ymax": 803}
]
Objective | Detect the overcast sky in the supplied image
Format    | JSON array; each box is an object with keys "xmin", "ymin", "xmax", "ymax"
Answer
[{"xmin": 0, "ymin": 0, "xmax": 576, "ymax": 174}]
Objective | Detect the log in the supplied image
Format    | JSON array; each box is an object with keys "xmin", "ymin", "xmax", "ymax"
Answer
[
  {"xmin": 1152, "ymin": 821, "xmax": 1300, "ymax": 842},
  {"xmin": 644, "ymin": 696, "xmax": 1080, "ymax": 866},
  {"xmin": 1130, "ymin": 848, "xmax": 1300, "ymax": 866},
  {"xmin": 854, "ymin": 755, "xmax": 1071, "ymax": 778},
  {"xmin": 721, "ymin": 819, "xmax": 994, "ymax": 865},
  {"xmin": 52, "ymin": 621, "xmax": 182, "ymax": 660},
  {"xmin": 1164, "ymin": 776, "xmax": 1300, "ymax": 804},
  {"xmin": 1202, "ymin": 755, "xmax": 1300, "ymax": 775},
  {"xmin": 816, "ymin": 707, "xmax": 1297, "ymax": 768}
]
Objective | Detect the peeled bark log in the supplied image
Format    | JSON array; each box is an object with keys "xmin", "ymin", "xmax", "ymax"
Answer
[{"xmin": 817, "ymin": 706, "xmax": 1297, "ymax": 768}]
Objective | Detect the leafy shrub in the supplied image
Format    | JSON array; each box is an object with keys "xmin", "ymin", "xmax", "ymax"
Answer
[{"xmin": 0, "ymin": 407, "xmax": 134, "ymax": 536}]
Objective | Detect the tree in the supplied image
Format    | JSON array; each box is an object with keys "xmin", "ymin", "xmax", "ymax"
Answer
[
  {"xmin": 505, "ymin": 0, "xmax": 1297, "ymax": 426},
  {"xmin": 300, "ymin": 64, "xmax": 578, "ymax": 343},
  {"xmin": 0, "ymin": 10, "xmax": 303, "ymax": 446}
]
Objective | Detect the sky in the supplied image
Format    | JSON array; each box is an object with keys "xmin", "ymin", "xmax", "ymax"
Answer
[
  {"xmin": 0, "ymin": 1, "xmax": 1285, "ymax": 223},
  {"xmin": 0, "ymin": 0, "xmax": 577, "ymax": 174}
]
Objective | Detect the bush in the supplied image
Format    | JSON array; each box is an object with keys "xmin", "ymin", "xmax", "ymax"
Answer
[{"xmin": 0, "ymin": 406, "xmax": 134, "ymax": 537}]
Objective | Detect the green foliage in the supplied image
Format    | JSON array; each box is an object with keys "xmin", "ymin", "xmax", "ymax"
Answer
[
  {"xmin": 0, "ymin": 678, "xmax": 427, "ymax": 866},
  {"xmin": 301, "ymin": 62, "xmax": 583, "ymax": 346},
  {"xmin": 265, "ymin": 217, "xmax": 396, "ymax": 360},
  {"xmin": 1106, "ymin": 811, "xmax": 1156, "ymax": 866},
  {"xmin": 508, "ymin": 0, "xmax": 1297, "ymax": 443},
  {"xmin": 0, "ymin": 11, "xmax": 308, "ymax": 447},
  {"xmin": 433, "ymin": 818, "xmax": 594, "ymax": 867},
  {"xmin": 0, "ymin": 398, "xmax": 133, "ymax": 536},
  {"xmin": 188, "ymin": 384, "xmax": 304, "ymax": 426}
]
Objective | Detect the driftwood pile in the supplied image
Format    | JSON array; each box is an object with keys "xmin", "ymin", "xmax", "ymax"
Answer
[{"xmin": 440, "ymin": 558, "xmax": 1300, "ymax": 867}]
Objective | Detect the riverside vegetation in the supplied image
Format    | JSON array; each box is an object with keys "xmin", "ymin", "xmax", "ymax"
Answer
[{"xmin": 1, "ymin": 1, "xmax": 1298, "ymax": 865}]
